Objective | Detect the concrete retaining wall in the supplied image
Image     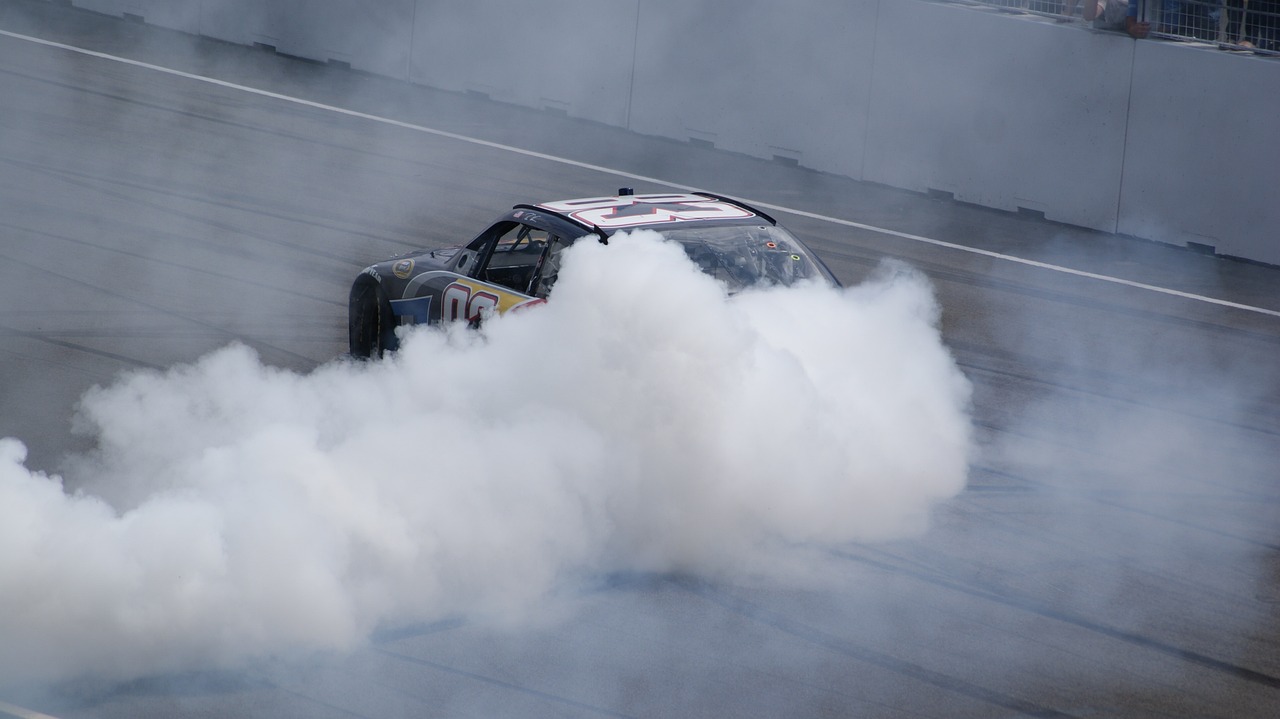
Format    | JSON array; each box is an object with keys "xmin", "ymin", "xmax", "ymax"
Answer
[
  {"xmin": 1121, "ymin": 40, "xmax": 1280, "ymax": 263},
  {"xmin": 204, "ymin": 0, "xmax": 414, "ymax": 79},
  {"xmin": 60, "ymin": 0, "xmax": 1280, "ymax": 265},
  {"xmin": 69, "ymin": 0, "xmax": 415, "ymax": 78},
  {"xmin": 408, "ymin": 0, "xmax": 637, "ymax": 128},
  {"xmin": 71, "ymin": 0, "xmax": 200, "ymax": 31},
  {"xmin": 863, "ymin": 3, "xmax": 1135, "ymax": 234},
  {"xmin": 628, "ymin": 0, "xmax": 878, "ymax": 179}
]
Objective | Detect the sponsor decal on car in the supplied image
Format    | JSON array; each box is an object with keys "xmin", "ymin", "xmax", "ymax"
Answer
[
  {"xmin": 393, "ymin": 259, "xmax": 415, "ymax": 279},
  {"xmin": 442, "ymin": 280, "xmax": 539, "ymax": 322},
  {"xmin": 390, "ymin": 295, "xmax": 432, "ymax": 324}
]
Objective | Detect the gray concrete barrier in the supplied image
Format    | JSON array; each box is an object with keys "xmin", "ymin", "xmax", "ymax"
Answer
[
  {"xmin": 70, "ymin": 0, "xmax": 200, "ymax": 33},
  {"xmin": 61, "ymin": 0, "xmax": 1280, "ymax": 265},
  {"xmin": 628, "ymin": 0, "xmax": 878, "ymax": 179},
  {"xmin": 409, "ymin": 0, "xmax": 637, "ymax": 127},
  {"xmin": 71, "ymin": 0, "xmax": 415, "ymax": 78},
  {"xmin": 1121, "ymin": 41, "xmax": 1280, "ymax": 265},
  {"xmin": 863, "ymin": 2, "xmax": 1134, "ymax": 234}
]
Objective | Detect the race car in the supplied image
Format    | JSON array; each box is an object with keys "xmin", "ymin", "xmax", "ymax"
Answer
[{"xmin": 349, "ymin": 190, "xmax": 840, "ymax": 358}]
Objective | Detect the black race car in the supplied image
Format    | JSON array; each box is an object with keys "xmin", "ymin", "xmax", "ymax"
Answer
[{"xmin": 349, "ymin": 190, "xmax": 839, "ymax": 357}]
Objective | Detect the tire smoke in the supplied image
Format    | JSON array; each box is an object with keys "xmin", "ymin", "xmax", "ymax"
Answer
[{"xmin": 0, "ymin": 231, "xmax": 972, "ymax": 686}]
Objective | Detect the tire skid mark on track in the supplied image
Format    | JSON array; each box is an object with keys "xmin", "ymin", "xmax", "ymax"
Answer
[
  {"xmin": 1053, "ymin": 491, "xmax": 1280, "ymax": 553},
  {"xmin": 964, "ymin": 423, "xmax": 1280, "ymax": 552},
  {"xmin": 967, "ymin": 463, "xmax": 1280, "ymax": 508},
  {"xmin": 0, "ymin": 155, "xmax": 364, "ymax": 270},
  {"xmin": 830, "ymin": 547, "xmax": 1280, "ymax": 690},
  {"xmin": 962, "ymin": 484, "xmax": 1280, "ymax": 585},
  {"xmin": 256, "ymin": 686, "xmax": 374, "ymax": 719},
  {"xmin": 0, "ymin": 320, "xmax": 162, "ymax": 370},
  {"xmin": 0, "ymin": 327, "xmax": 339, "ymax": 344},
  {"xmin": 813, "ymin": 243, "xmax": 1280, "ymax": 350},
  {"xmin": 964, "ymin": 476, "xmax": 1280, "ymax": 556},
  {"xmin": 369, "ymin": 618, "xmax": 468, "ymax": 645},
  {"xmin": 956, "ymin": 354, "xmax": 1280, "ymax": 440},
  {"xmin": 672, "ymin": 578, "xmax": 1077, "ymax": 718},
  {"xmin": 0, "ymin": 345, "xmax": 124, "ymax": 381},
  {"xmin": 970, "ymin": 425, "xmax": 1280, "ymax": 497},
  {"xmin": 0, "ymin": 249, "xmax": 318, "ymax": 368},
  {"xmin": 373, "ymin": 648, "xmax": 637, "ymax": 719},
  {"xmin": 0, "ymin": 65, "xmax": 529, "ymax": 252},
  {"xmin": 0, "ymin": 150, "xmax": 422, "ymax": 262},
  {"xmin": 0, "ymin": 220, "xmax": 345, "ymax": 308}
]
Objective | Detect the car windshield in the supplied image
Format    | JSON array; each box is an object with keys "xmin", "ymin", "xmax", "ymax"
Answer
[{"xmin": 659, "ymin": 224, "xmax": 828, "ymax": 291}]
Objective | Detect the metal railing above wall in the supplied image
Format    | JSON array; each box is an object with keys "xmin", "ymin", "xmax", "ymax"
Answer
[{"xmin": 960, "ymin": 0, "xmax": 1280, "ymax": 55}]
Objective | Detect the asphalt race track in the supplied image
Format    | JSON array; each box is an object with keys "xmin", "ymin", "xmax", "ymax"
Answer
[{"xmin": 2, "ymin": 4, "xmax": 1279, "ymax": 718}]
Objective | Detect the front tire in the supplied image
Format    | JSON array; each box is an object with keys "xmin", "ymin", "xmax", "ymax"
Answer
[{"xmin": 349, "ymin": 280, "xmax": 397, "ymax": 359}]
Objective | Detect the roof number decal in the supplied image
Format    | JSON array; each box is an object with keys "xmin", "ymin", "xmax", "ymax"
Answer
[{"xmin": 541, "ymin": 193, "xmax": 753, "ymax": 230}]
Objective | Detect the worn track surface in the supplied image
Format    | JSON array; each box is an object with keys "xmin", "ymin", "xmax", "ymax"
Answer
[{"xmin": 2, "ymin": 3, "xmax": 1278, "ymax": 718}]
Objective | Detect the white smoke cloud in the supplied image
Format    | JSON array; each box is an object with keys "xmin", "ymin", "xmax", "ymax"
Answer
[{"xmin": 0, "ymin": 231, "xmax": 972, "ymax": 686}]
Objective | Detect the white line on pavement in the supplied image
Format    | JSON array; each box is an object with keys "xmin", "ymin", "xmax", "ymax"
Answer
[{"xmin": 2, "ymin": 28, "xmax": 1276, "ymax": 320}]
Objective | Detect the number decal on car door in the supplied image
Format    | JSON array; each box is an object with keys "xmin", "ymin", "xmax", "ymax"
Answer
[{"xmin": 442, "ymin": 282, "xmax": 500, "ymax": 323}]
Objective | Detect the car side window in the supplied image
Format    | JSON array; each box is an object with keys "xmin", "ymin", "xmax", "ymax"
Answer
[
  {"xmin": 529, "ymin": 235, "xmax": 571, "ymax": 298},
  {"xmin": 453, "ymin": 221, "xmax": 514, "ymax": 277},
  {"xmin": 476, "ymin": 223, "xmax": 551, "ymax": 295}
]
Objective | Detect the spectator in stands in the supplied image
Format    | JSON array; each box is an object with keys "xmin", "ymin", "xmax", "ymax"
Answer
[
  {"xmin": 1060, "ymin": 0, "xmax": 1104, "ymax": 21},
  {"xmin": 1239, "ymin": 0, "xmax": 1279, "ymax": 49},
  {"xmin": 1157, "ymin": 0, "xmax": 1182, "ymax": 34},
  {"xmin": 1094, "ymin": 0, "xmax": 1151, "ymax": 37},
  {"xmin": 1216, "ymin": 0, "xmax": 1245, "ymax": 44},
  {"xmin": 1260, "ymin": 0, "xmax": 1280, "ymax": 50}
]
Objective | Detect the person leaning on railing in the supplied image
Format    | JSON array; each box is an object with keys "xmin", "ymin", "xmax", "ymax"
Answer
[
  {"xmin": 1095, "ymin": 0, "xmax": 1152, "ymax": 37},
  {"xmin": 1059, "ymin": 0, "xmax": 1103, "ymax": 21}
]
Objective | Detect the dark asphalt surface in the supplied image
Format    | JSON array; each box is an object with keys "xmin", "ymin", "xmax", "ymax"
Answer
[{"xmin": 1, "ymin": 3, "xmax": 1278, "ymax": 718}]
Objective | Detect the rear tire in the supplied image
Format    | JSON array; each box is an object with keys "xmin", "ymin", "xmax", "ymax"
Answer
[{"xmin": 349, "ymin": 280, "xmax": 397, "ymax": 359}]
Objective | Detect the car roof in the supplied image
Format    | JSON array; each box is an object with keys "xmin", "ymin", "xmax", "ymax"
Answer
[{"xmin": 523, "ymin": 191, "xmax": 776, "ymax": 237}]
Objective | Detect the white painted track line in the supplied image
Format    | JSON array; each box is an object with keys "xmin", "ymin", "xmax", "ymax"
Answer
[
  {"xmin": 2, "ymin": 28, "xmax": 1277, "ymax": 320},
  {"xmin": 0, "ymin": 699, "xmax": 61, "ymax": 719}
]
